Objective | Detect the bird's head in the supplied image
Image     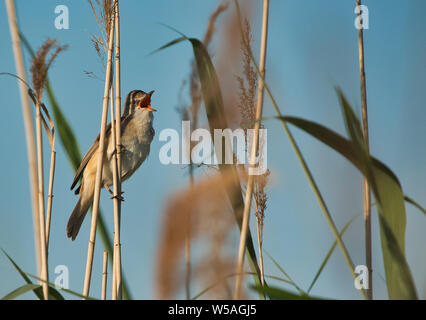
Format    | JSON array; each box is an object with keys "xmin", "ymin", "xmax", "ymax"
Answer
[
  {"xmin": 136, "ymin": 90, "xmax": 156, "ymax": 112},
  {"xmin": 123, "ymin": 90, "xmax": 157, "ymax": 116}
]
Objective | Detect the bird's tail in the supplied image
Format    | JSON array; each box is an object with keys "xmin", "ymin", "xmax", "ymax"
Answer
[{"xmin": 67, "ymin": 182, "xmax": 94, "ymax": 241}]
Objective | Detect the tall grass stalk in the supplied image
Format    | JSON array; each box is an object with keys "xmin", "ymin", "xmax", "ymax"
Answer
[
  {"xmin": 109, "ymin": 85, "xmax": 122, "ymax": 300},
  {"xmin": 5, "ymin": 0, "xmax": 41, "ymax": 276},
  {"xmin": 356, "ymin": 0, "xmax": 372, "ymax": 299},
  {"xmin": 34, "ymin": 98, "xmax": 49, "ymax": 300},
  {"xmin": 40, "ymin": 101, "xmax": 56, "ymax": 248},
  {"xmin": 112, "ymin": 0, "xmax": 123, "ymax": 300},
  {"xmin": 45, "ymin": 142, "xmax": 56, "ymax": 247},
  {"xmin": 234, "ymin": 0, "xmax": 269, "ymax": 300},
  {"xmin": 83, "ymin": 5, "xmax": 116, "ymax": 298},
  {"xmin": 102, "ymin": 250, "xmax": 108, "ymax": 300}
]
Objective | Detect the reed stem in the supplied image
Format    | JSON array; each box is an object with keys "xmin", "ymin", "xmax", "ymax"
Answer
[
  {"xmin": 102, "ymin": 250, "xmax": 108, "ymax": 300},
  {"xmin": 113, "ymin": 0, "xmax": 123, "ymax": 300},
  {"xmin": 110, "ymin": 85, "xmax": 122, "ymax": 300},
  {"xmin": 234, "ymin": 0, "xmax": 269, "ymax": 300},
  {"xmin": 45, "ymin": 146, "xmax": 56, "ymax": 248},
  {"xmin": 5, "ymin": 0, "xmax": 41, "ymax": 276},
  {"xmin": 35, "ymin": 100, "xmax": 49, "ymax": 300},
  {"xmin": 82, "ymin": 5, "xmax": 116, "ymax": 298}
]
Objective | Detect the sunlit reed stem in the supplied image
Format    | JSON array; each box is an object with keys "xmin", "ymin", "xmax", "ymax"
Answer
[
  {"xmin": 45, "ymin": 137, "xmax": 56, "ymax": 248},
  {"xmin": 35, "ymin": 99, "xmax": 49, "ymax": 300},
  {"xmin": 110, "ymin": 85, "xmax": 122, "ymax": 300},
  {"xmin": 102, "ymin": 250, "xmax": 108, "ymax": 300},
  {"xmin": 5, "ymin": 0, "xmax": 41, "ymax": 277},
  {"xmin": 83, "ymin": 4, "xmax": 116, "ymax": 298},
  {"xmin": 113, "ymin": 0, "xmax": 123, "ymax": 300}
]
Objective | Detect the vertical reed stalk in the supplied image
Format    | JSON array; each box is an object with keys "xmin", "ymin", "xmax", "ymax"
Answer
[
  {"xmin": 234, "ymin": 0, "xmax": 269, "ymax": 300},
  {"xmin": 110, "ymin": 87, "xmax": 117, "ymax": 299},
  {"xmin": 83, "ymin": 6, "xmax": 116, "ymax": 298},
  {"xmin": 356, "ymin": 0, "xmax": 372, "ymax": 300},
  {"xmin": 35, "ymin": 99, "xmax": 49, "ymax": 300},
  {"xmin": 45, "ymin": 135, "xmax": 56, "ymax": 248},
  {"xmin": 102, "ymin": 250, "xmax": 108, "ymax": 300},
  {"xmin": 5, "ymin": 0, "xmax": 41, "ymax": 275},
  {"xmin": 110, "ymin": 85, "xmax": 122, "ymax": 300},
  {"xmin": 113, "ymin": 0, "xmax": 123, "ymax": 300}
]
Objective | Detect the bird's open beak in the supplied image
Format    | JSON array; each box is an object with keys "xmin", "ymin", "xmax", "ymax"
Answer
[
  {"xmin": 139, "ymin": 90, "xmax": 157, "ymax": 111},
  {"xmin": 146, "ymin": 105, "xmax": 157, "ymax": 112}
]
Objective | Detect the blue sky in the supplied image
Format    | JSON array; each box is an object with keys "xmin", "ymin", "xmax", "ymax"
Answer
[{"xmin": 0, "ymin": 0, "xmax": 425, "ymax": 299}]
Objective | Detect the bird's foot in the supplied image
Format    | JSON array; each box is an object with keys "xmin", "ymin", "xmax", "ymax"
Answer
[{"xmin": 110, "ymin": 192, "xmax": 125, "ymax": 202}]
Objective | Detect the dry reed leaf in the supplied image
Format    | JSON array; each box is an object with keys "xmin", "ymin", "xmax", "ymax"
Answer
[{"xmin": 156, "ymin": 170, "xmax": 246, "ymax": 299}]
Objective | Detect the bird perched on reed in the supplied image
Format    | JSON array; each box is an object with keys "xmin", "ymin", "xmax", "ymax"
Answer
[{"xmin": 67, "ymin": 90, "xmax": 156, "ymax": 240}]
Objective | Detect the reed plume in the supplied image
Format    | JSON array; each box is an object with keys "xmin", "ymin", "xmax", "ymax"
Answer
[
  {"xmin": 236, "ymin": 18, "xmax": 270, "ymax": 287},
  {"xmin": 29, "ymin": 38, "xmax": 67, "ymax": 300},
  {"xmin": 156, "ymin": 170, "xmax": 244, "ymax": 299}
]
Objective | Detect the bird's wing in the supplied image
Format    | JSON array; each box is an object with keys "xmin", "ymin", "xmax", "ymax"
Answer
[
  {"xmin": 70, "ymin": 113, "xmax": 133, "ymax": 191},
  {"xmin": 70, "ymin": 122, "xmax": 112, "ymax": 191}
]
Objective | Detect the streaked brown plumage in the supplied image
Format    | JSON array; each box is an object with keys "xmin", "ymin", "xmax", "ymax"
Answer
[{"xmin": 67, "ymin": 90, "xmax": 156, "ymax": 240}]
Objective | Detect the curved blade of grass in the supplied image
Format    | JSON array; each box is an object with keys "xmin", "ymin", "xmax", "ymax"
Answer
[
  {"xmin": 20, "ymin": 33, "xmax": 132, "ymax": 300},
  {"xmin": 337, "ymin": 90, "xmax": 417, "ymax": 299},
  {"xmin": 27, "ymin": 272, "xmax": 97, "ymax": 300},
  {"xmin": 1, "ymin": 249, "xmax": 64, "ymax": 300},
  {"xmin": 404, "ymin": 196, "xmax": 426, "ymax": 216},
  {"xmin": 251, "ymin": 284, "xmax": 327, "ymax": 300},
  {"xmin": 1, "ymin": 283, "xmax": 41, "ymax": 300},
  {"xmin": 192, "ymin": 272, "xmax": 292, "ymax": 300},
  {"xmin": 154, "ymin": 32, "xmax": 264, "ymax": 293},
  {"xmin": 279, "ymin": 110, "xmax": 418, "ymax": 299},
  {"xmin": 265, "ymin": 252, "xmax": 305, "ymax": 295},
  {"xmin": 308, "ymin": 214, "xmax": 360, "ymax": 294}
]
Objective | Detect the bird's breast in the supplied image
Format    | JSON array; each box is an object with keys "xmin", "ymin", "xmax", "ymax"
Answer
[{"xmin": 118, "ymin": 110, "xmax": 155, "ymax": 181}]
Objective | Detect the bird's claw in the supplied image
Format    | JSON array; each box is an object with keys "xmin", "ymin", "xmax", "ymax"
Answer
[{"xmin": 110, "ymin": 192, "xmax": 125, "ymax": 202}]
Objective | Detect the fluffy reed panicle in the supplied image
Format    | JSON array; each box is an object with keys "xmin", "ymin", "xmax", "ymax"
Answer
[
  {"xmin": 156, "ymin": 170, "xmax": 245, "ymax": 299},
  {"xmin": 88, "ymin": 0, "xmax": 115, "ymax": 69},
  {"xmin": 254, "ymin": 170, "xmax": 269, "ymax": 238},
  {"xmin": 215, "ymin": 1, "xmax": 253, "ymax": 127},
  {"xmin": 30, "ymin": 39, "xmax": 67, "ymax": 102},
  {"xmin": 236, "ymin": 17, "xmax": 270, "ymax": 286},
  {"xmin": 88, "ymin": 0, "xmax": 114, "ymax": 37},
  {"xmin": 237, "ymin": 19, "xmax": 257, "ymax": 134}
]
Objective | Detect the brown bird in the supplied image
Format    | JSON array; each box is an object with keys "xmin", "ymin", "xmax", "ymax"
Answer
[{"xmin": 67, "ymin": 90, "xmax": 156, "ymax": 240}]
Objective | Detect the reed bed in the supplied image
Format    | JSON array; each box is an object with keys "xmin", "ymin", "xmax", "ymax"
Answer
[{"xmin": 2, "ymin": 0, "xmax": 425, "ymax": 302}]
